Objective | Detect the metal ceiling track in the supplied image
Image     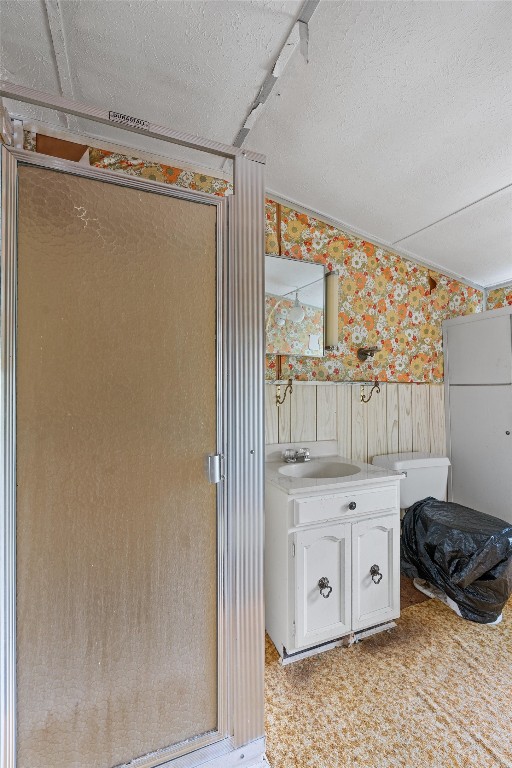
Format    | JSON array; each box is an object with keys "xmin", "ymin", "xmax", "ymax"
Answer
[
  {"xmin": 232, "ymin": 0, "xmax": 321, "ymax": 148},
  {"xmin": 0, "ymin": 80, "xmax": 266, "ymax": 164}
]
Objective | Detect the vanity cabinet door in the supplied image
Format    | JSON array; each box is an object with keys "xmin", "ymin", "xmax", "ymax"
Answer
[
  {"xmin": 294, "ymin": 522, "xmax": 351, "ymax": 649},
  {"xmin": 352, "ymin": 514, "xmax": 399, "ymax": 631}
]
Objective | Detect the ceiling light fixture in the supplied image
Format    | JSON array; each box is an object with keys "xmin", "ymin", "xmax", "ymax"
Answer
[{"xmin": 288, "ymin": 290, "xmax": 305, "ymax": 323}]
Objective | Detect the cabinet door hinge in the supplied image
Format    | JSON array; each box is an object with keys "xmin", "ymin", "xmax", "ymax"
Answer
[
  {"xmin": 291, "ymin": 543, "xmax": 296, "ymax": 557},
  {"xmin": 292, "ymin": 621, "xmax": 296, "ymax": 637}
]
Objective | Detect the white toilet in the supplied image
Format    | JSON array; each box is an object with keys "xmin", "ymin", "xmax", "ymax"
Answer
[
  {"xmin": 371, "ymin": 452, "xmax": 505, "ymax": 625},
  {"xmin": 372, "ymin": 451, "xmax": 462, "ymax": 615},
  {"xmin": 371, "ymin": 452, "xmax": 451, "ymax": 510}
]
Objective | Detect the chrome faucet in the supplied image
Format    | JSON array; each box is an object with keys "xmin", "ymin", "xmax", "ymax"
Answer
[
  {"xmin": 282, "ymin": 447, "xmax": 311, "ymax": 463},
  {"xmin": 296, "ymin": 447, "xmax": 310, "ymax": 462}
]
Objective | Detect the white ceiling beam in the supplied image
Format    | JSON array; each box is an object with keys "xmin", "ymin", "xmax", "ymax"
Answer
[
  {"xmin": 43, "ymin": 0, "xmax": 78, "ymax": 129},
  {"xmin": 232, "ymin": 0, "xmax": 321, "ymax": 148}
]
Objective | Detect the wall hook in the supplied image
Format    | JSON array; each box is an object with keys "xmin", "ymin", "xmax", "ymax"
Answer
[{"xmin": 360, "ymin": 381, "xmax": 380, "ymax": 404}]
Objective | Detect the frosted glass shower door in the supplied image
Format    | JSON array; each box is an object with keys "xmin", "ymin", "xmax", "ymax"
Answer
[{"xmin": 14, "ymin": 164, "xmax": 221, "ymax": 767}]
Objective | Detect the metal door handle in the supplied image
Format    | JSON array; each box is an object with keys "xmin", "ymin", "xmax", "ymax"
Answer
[
  {"xmin": 318, "ymin": 577, "xmax": 333, "ymax": 598},
  {"xmin": 370, "ymin": 564, "xmax": 383, "ymax": 584},
  {"xmin": 206, "ymin": 454, "xmax": 222, "ymax": 484}
]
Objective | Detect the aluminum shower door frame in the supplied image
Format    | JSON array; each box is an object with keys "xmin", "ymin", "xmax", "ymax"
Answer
[{"xmin": 0, "ymin": 82, "xmax": 265, "ymax": 768}]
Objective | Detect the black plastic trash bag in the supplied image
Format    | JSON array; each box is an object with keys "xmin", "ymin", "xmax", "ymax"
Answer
[{"xmin": 401, "ymin": 497, "xmax": 512, "ymax": 624}]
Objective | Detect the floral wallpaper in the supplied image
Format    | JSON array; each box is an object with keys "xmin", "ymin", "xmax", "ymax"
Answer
[
  {"xmin": 88, "ymin": 148, "xmax": 233, "ymax": 196},
  {"xmin": 266, "ymin": 295, "xmax": 323, "ymax": 356},
  {"xmin": 487, "ymin": 285, "xmax": 512, "ymax": 310},
  {"xmin": 265, "ymin": 203, "xmax": 483, "ymax": 383},
  {"xmin": 22, "ymin": 128, "xmax": 37, "ymax": 152},
  {"xmin": 23, "ymin": 129, "xmax": 484, "ymax": 383}
]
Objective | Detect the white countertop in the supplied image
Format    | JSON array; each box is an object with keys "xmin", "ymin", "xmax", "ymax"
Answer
[{"xmin": 265, "ymin": 455, "xmax": 404, "ymax": 496}]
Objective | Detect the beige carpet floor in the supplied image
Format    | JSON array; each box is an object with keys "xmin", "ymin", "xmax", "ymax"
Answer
[
  {"xmin": 400, "ymin": 575, "xmax": 429, "ymax": 610},
  {"xmin": 265, "ymin": 597, "xmax": 512, "ymax": 768}
]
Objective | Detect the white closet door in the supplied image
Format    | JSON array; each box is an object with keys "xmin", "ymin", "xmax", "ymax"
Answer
[
  {"xmin": 449, "ymin": 385, "xmax": 512, "ymax": 523},
  {"xmin": 445, "ymin": 315, "xmax": 512, "ymax": 385}
]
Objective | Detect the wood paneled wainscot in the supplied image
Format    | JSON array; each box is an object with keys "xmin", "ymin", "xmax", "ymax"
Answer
[{"xmin": 265, "ymin": 382, "xmax": 446, "ymax": 462}]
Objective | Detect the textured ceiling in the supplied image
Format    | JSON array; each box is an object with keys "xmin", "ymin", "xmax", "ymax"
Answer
[
  {"xmin": 249, "ymin": 1, "xmax": 512, "ymax": 287},
  {"xmin": 397, "ymin": 188, "xmax": 512, "ymax": 286},
  {"xmin": 0, "ymin": 0, "xmax": 302, "ymax": 165},
  {"xmin": 1, "ymin": 0, "xmax": 511, "ymax": 286}
]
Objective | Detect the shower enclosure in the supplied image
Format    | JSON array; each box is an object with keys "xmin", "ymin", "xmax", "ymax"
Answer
[{"xmin": 0, "ymin": 84, "xmax": 265, "ymax": 768}]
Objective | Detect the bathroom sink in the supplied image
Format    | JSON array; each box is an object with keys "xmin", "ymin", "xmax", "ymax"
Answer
[{"xmin": 278, "ymin": 461, "xmax": 361, "ymax": 479}]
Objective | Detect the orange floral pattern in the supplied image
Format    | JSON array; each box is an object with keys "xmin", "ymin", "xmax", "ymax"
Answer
[
  {"xmin": 88, "ymin": 148, "xmax": 233, "ymax": 197},
  {"xmin": 265, "ymin": 203, "xmax": 482, "ymax": 383},
  {"xmin": 265, "ymin": 202, "xmax": 279, "ymax": 254},
  {"xmin": 487, "ymin": 285, "xmax": 512, "ymax": 310},
  {"xmin": 22, "ymin": 128, "xmax": 37, "ymax": 152}
]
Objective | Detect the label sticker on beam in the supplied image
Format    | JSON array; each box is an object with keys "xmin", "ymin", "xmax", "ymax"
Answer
[{"xmin": 108, "ymin": 111, "xmax": 150, "ymax": 130}]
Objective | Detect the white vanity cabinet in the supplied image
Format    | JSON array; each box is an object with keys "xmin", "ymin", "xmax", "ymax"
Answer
[{"xmin": 265, "ymin": 466, "xmax": 401, "ymax": 661}]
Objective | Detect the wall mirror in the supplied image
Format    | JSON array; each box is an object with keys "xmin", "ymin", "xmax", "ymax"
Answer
[{"xmin": 265, "ymin": 255, "xmax": 326, "ymax": 357}]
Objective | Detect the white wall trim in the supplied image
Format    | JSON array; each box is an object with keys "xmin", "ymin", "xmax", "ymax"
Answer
[{"xmin": 485, "ymin": 278, "xmax": 512, "ymax": 292}]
